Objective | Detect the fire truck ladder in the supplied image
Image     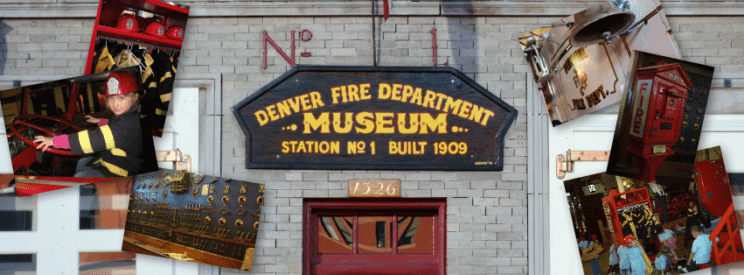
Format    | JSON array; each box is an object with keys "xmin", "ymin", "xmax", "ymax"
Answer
[{"xmin": 709, "ymin": 203, "xmax": 744, "ymax": 266}]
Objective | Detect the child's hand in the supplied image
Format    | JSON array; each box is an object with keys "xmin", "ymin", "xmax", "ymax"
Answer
[
  {"xmin": 85, "ymin": 115, "xmax": 100, "ymax": 124},
  {"xmin": 33, "ymin": 136, "xmax": 53, "ymax": 152}
]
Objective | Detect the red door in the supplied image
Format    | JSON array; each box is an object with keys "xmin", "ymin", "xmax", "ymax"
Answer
[{"xmin": 303, "ymin": 198, "xmax": 446, "ymax": 275}]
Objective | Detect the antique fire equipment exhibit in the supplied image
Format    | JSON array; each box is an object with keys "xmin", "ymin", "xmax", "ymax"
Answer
[
  {"xmin": 564, "ymin": 166, "xmax": 744, "ymax": 274},
  {"xmin": 518, "ymin": 0, "xmax": 680, "ymax": 126},
  {"xmin": 122, "ymin": 169, "xmax": 264, "ymax": 271},
  {"xmin": 0, "ymin": 67, "xmax": 158, "ymax": 183},
  {"xmin": 607, "ymin": 51, "xmax": 713, "ymax": 183},
  {"xmin": 625, "ymin": 63, "xmax": 690, "ymax": 183},
  {"xmin": 85, "ymin": 0, "xmax": 189, "ymax": 136}
]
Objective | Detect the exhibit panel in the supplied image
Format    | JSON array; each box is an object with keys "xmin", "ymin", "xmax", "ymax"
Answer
[
  {"xmin": 549, "ymin": 113, "xmax": 744, "ymax": 275},
  {"xmin": 0, "ymin": 84, "xmax": 214, "ymax": 274},
  {"xmin": 4, "ymin": 1, "xmax": 744, "ymax": 274}
]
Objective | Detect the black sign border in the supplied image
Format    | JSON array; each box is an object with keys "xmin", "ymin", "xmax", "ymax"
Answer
[{"xmin": 232, "ymin": 65, "xmax": 518, "ymax": 171}]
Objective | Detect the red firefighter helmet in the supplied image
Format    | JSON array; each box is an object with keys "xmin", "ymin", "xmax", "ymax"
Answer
[
  {"xmin": 105, "ymin": 71, "xmax": 141, "ymax": 97},
  {"xmin": 165, "ymin": 25, "xmax": 185, "ymax": 40},
  {"xmin": 623, "ymin": 235, "xmax": 636, "ymax": 245},
  {"xmin": 144, "ymin": 22, "xmax": 166, "ymax": 38},
  {"xmin": 116, "ymin": 11, "xmax": 139, "ymax": 32}
]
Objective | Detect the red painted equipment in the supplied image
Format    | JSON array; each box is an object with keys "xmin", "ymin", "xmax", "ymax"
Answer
[
  {"xmin": 695, "ymin": 154, "xmax": 732, "ymax": 218},
  {"xmin": 602, "ymin": 188, "xmax": 652, "ymax": 246},
  {"xmin": 144, "ymin": 21, "xmax": 165, "ymax": 38},
  {"xmin": 165, "ymin": 25, "xmax": 184, "ymax": 40},
  {"xmin": 708, "ymin": 203, "xmax": 744, "ymax": 266},
  {"xmin": 626, "ymin": 63, "xmax": 691, "ymax": 183},
  {"xmin": 116, "ymin": 9, "xmax": 139, "ymax": 32},
  {"xmin": 105, "ymin": 71, "xmax": 141, "ymax": 97}
]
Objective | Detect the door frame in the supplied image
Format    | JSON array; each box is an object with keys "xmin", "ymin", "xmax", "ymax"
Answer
[{"xmin": 303, "ymin": 198, "xmax": 447, "ymax": 275}]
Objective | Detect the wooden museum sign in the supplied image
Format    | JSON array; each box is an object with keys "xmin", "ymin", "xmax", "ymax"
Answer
[{"xmin": 232, "ymin": 66, "xmax": 517, "ymax": 171}]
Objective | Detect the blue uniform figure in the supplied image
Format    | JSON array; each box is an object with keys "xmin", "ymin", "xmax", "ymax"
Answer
[
  {"xmin": 608, "ymin": 244, "xmax": 621, "ymax": 274},
  {"xmin": 623, "ymin": 235, "xmax": 647, "ymax": 275},
  {"xmin": 578, "ymin": 238, "xmax": 602, "ymax": 275},
  {"xmin": 678, "ymin": 225, "xmax": 713, "ymax": 273},
  {"xmin": 619, "ymin": 245, "xmax": 631, "ymax": 274},
  {"xmin": 655, "ymin": 250, "xmax": 673, "ymax": 273}
]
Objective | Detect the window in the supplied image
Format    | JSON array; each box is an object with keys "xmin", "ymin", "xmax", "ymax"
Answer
[{"xmin": 303, "ymin": 198, "xmax": 446, "ymax": 275}]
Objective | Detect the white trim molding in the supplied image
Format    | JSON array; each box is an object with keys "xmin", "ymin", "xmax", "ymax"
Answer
[
  {"xmin": 527, "ymin": 73, "xmax": 550, "ymax": 275},
  {"xmin": 173, "ymin": 73, "xmax": 222, "ymax": 177}
]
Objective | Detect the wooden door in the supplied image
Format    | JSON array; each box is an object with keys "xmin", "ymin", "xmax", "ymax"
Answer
[{"xmin": 304, "ymin": 198, "xmax": 446, "ymax": 275}]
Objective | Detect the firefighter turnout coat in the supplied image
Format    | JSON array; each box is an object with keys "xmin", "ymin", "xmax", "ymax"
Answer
[{"xmin": 68, "ymin": 108, "xmax": 143, "ymax": 177}]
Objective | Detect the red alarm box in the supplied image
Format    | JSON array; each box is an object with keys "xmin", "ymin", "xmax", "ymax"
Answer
[{"xmin": 626, "ymin": 63, "xmax": 691, "ymax": 183}]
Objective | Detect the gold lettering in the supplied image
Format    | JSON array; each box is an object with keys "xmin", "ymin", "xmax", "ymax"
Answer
[
  {"xmin": 434, "ymin": 93, "xmax": 448, "ymax": 110},
  {"xmin": 276, "ymin": 101, "xmax": 291, "ymax": 118},
  {"xmin": 331, "ymin": 87, "xmax": 342, "ymax": 104},
  {"xmin": 254, "ymin": 110, "xmax": 269, "ymax": 126},
  {"xmin": 419, "ymin": 113, "xmax": 448, "ymax": 134},
  {"xmin": 375, "ymin": 112, "xmax": 395, "ymax": 134},
  {"xmin": 410, "ymin": 88, "xmax": 423, "ymax": 105},
  {"xmin": 330, "ymin": 141, "xmax": 340, "ymax": 153},
  {"xmin": 297, "ymin": 141, "xmax": 306, "ymax": 153},
  {"xmin": 458, "ymin": 101, "xmax": 472, "ymax": 119},
  {"xmin": 283, "ymin": 140, "xmax": 340, "ymax": 154},
  {"xmin": 480, "ymin": 110, "xmax": 495, "ymax": 126},
  {"xmin": 355, "ymin": 112, "xmax": 375, "ymax": 134},
  {"xmin": 378, "ymin": 83, "xmax": 391, "ymax": 99},
  {"xmin": 300, "ymin": 94, "xmax": 312, "ymax": 111},
  {"xmin": 302, "ymin": 112, "xmax": 330, "ymax": 134},
  {"xmin": 391, "ymin": 84, "xmax": 403, "ymax": 101},
  {"xmin": 359, "ymin": 83, "xmax": 372, "ymax": 100},
  {"xmin": 442, "ymin": 96, "xmax": 462, "ymax": 114},
  {"xmin": 397, "ymin": 113, "xmax": 419, "ymax": 134},
  {"xmin": 347, "ymin": 85, "xmax": 360, "ymax": 102},
  {"xmin": 266, "ymin": 105, "xmax": 280, "ymax": 121},
  {"xmin": 468, "ymin": 104, "xmax": 485, "ymax": 123},
  {"xmin": 318, "ymin": 142, "xmax": 328, "ymax": 153},
  {"xmin": 422, "ymin": 90, "xmax": 437, "ymax": 108},
  {"xmin": 286, "ymin": 97, "xmax": 302, "ymax": 112},
  {"xmin": 401, "ymin": 85, "xmax": 414, "ymax": 102},
  {"xmin": 310, "ymin": 91, "xmax": 325, "ymax": 109},
  {"xmin": 332, "ymin": 112, "xmax": 354, "ymax": 133}
]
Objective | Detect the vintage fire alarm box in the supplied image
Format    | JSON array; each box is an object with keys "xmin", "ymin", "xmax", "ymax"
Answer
[{"xmin": 626, "ymin": 63, "xmax": 692, "ymax": 183}]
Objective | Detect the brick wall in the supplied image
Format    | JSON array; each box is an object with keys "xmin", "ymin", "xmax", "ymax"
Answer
[
  {"xmin": 0, "ymin": 9, "xmax": 742, "ymax": 275},
  {"xmin": 211, "ymin": 16, "xmax": 529, "ymax": 274}
]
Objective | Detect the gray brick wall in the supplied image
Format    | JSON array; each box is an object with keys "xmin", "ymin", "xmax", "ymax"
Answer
[{"xmin": 0, "ymin": 7, "xmax": 742, "ymax": 275}]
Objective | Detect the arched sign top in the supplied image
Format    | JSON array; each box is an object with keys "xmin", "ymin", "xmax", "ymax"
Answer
[{"xmin": 232, "ymin": 66, "xmax": 518, "ymax": 171}]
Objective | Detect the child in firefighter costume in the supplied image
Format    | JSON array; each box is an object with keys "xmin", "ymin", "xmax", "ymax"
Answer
[{"xmin": 33, "ymin": 71, "xmax": 143, "ymax": 177}]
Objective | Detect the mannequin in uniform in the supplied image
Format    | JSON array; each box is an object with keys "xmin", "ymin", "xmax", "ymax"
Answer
[{"xmin": 34, "ymin": 71, "xmax": 144, "ymax": 178}]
